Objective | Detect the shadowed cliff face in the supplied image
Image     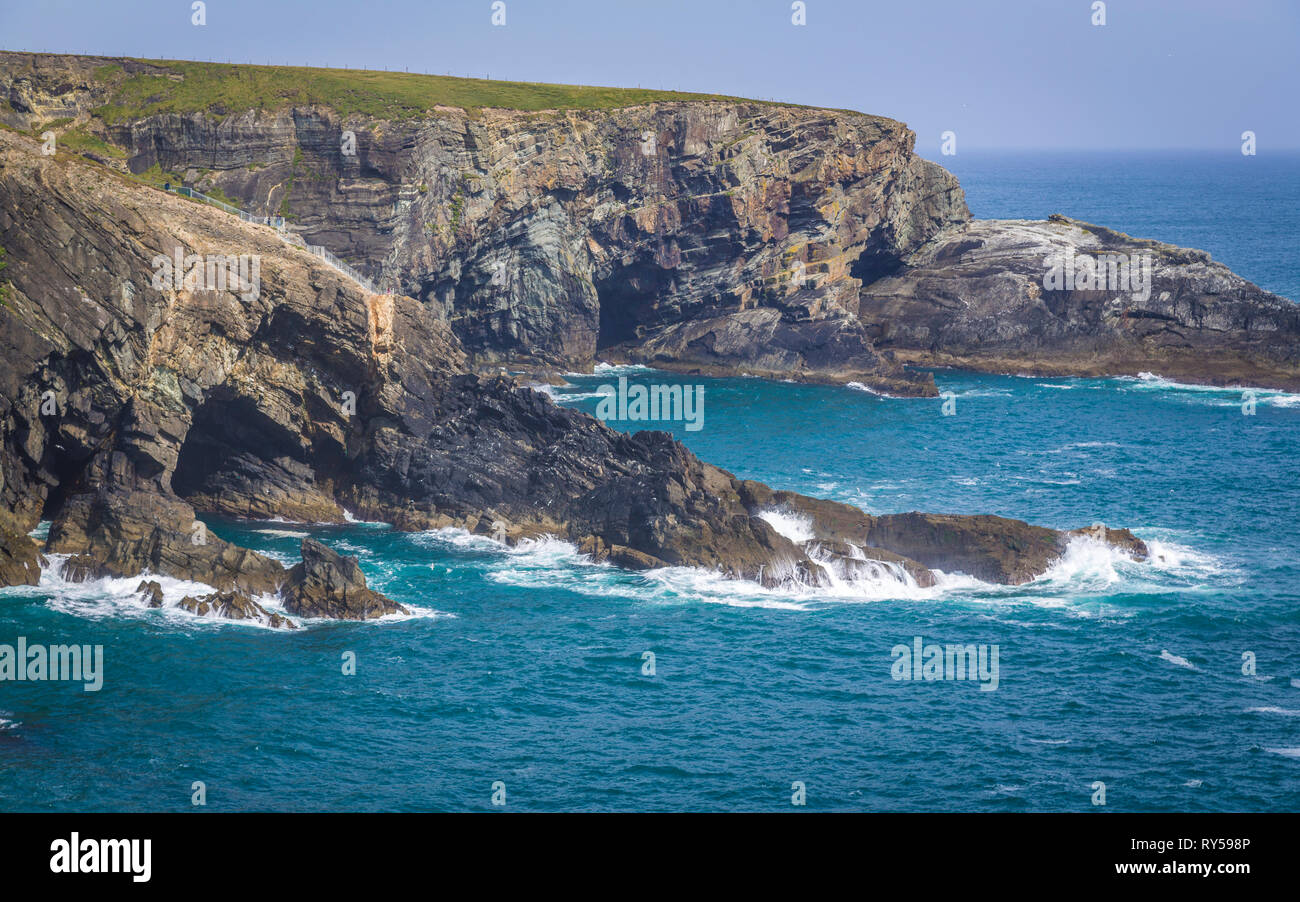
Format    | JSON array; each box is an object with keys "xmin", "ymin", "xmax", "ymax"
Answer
[
  {"xmin": 0, "ymin": 130, "xmax": 1143, "ymax": 611},
  {"xmin": 0, "ymin": 51, "xmax": 968, "ymax": 395}
]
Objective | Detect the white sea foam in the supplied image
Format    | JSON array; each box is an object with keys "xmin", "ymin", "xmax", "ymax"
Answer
[
  {"xmin": 32, "ymin": 554, "xmax": 270, "ymax": 629},
  {"xmin": 589, "ymin": 362, "xmax": 655, "ymax": 376},
  {"xmin": 253, "ymin": 528, "xmax": 311, "ymax": 539},
  {"xmin": 1035, "ymin": 534, "xmax": 1232, "ymax": 600},
  {"xmin": 341, "ymin": 509, "xmax": 389, "ymax": 525},
  {"xmin": 757, "ymin": 509, "xmax": 816, "ymax": 544},
  {"xmin": 845, "ymin": 382, "xmax": 912, "ymax": 399},
  {"xmin": 1160, "ymin": 649, "xmax": 1197, "ymax": 670},
  {"xmin": 1247, "ymin": 706, "xmax": 1300, "ymax": 716},
  {"xmin": 1116, "ymin": 372, "xmax": 1300, "ymax": 408},
  {"xmin": 1264, "ymin": 747, "xmax": 1300, "ymax": 759}
]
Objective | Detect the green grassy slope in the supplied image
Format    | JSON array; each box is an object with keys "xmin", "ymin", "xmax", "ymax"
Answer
[{"xmin": 84, "ymin": 58, "xmax": 797, "ymax": 122}]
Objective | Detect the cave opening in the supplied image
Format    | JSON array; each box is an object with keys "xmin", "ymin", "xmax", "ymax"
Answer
[
  {"xmin": 595, "ymin": 262, "xmax": 673, "ymax": 351},
  {"xmin": 171, "ymin": 392, "xmax": 307, "ymax": 500},
  {"xmin": 851, "ymin": 246, "xmax": 905, "ymax": 288}
]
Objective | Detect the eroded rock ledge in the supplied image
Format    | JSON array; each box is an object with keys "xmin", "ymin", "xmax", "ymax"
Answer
[
  {"xmin": 0, "ymin": 128, "xmax": 1148, "ymax": 623},
  {"xmin": 859, "ymin": 217, "xmax": 1300, "ymax": 390}
]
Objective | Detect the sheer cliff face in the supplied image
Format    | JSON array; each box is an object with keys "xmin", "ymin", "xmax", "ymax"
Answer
[{"xmin": 1, "ymin": 52, "xmax": 969, "ymax": 393}]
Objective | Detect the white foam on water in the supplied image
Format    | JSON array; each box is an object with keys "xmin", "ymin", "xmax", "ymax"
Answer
[
  {"xmin": 541, "ymin": 382, "xmax": 605, "ymax": 402},
  {"xmin": 589, "ymin": 362, "xmax": 655, "ymax": 376},
  {"xmin": 1028, "ymin": 738, "xmax": 1071, "ymax": 745},
  {"xmin": 0, "ymin": 714, "xmax": 18, "ymax": 731},
  {"xmin": 1115, "ymin": 372, "xmax": 1300, "ymax": 408},
  {"xmin": 1185, "ymin": 779, "xmax": 1203, "ymax": 788},
  {"xmin": 32, "ymin": 554, "xmax": 290, "ymax": 630},
  {"xmin": 1034, "ymin": 534, "xmax": 1231, "ymax": 600},
  {"xmin": 253, "ymin": 528, "xmax": 311, "ymax": 539},
  {"xmin": 341, "ymin": 509, "xmax": 389, "ymax": 525},
  {"xmin": 1247, "ymin": 706, "xmax": 1300, "ymax": 716},
  {"xmin": 845, "ymin": 382, "xmax": 912, "ymax": 399},
  {"xmin": 1264, "ymin": 747, "xmax": 1300, "ymax": 759},
  {"xmin": 1160, "ymin": 649, "xmax": 1198, "ymax": 670}
]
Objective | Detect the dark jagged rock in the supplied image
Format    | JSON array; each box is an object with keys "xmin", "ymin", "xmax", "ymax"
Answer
[
  {"xmin": 135, "ymin": 579, "xmax": 164, "ymax": 608},
  {"xmin": 280, "ymin": 539, "xmax": 406, "ymax": 620},
  {"xmin": 178, "ymin": 590, "xmax": 296, "ymax": 629},
  {"xmin": 736, "ymin": 481, "xmax": 1148, "ymax": 586}
]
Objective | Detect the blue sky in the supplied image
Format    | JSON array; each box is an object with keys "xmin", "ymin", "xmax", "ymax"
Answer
[{"xmin": 3, "ymin": 0, "xmax": 1297, "ymax": 150}]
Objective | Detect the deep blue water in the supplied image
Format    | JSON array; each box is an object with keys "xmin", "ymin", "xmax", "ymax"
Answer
[{"xmin": 2, "ymin": 155, "xmax": 1299, "ymax": 812}]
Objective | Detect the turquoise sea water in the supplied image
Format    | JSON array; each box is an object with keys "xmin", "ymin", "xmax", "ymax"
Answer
[{"xmin": 2, "ymin": 154, "xmax": 1298, "ymax": 812}]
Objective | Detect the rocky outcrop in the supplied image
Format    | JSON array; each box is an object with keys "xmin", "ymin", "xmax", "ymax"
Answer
[
  {"xmin": 179, "ymin": 590, "xmax": 296, "ymax": 630},
  {"xmin": 736, "ymin": 482, "xmax": 1147, "ymax": 586},
  {"xmin": 0, "ymin": 125, "xmax": 1146, "ymax": 612},
  {"xmin": 280, "ymin": 539, "xmax": 406, "ymax": 620},
  {"xmin": 859, "ymin": 217, "xmax": 1300, "ymax": 389}
]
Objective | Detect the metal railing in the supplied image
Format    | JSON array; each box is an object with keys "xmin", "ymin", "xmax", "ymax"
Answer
[
  {"xmin": 166, "ymin": 185, "xmax": 285, "ymax": 230},
  {"xmin": 164, "ymin": 184, "xmax": 389, "ymax": 296}
]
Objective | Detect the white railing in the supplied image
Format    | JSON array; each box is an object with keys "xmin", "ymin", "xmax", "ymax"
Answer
[
  {"xmin": 164, "ymin": 184, "xmax": 390, "ymax": 296},
  {"xmin": 167, "ymin": 185, "xmax": 285, "ymax": 230},
  {"xmin": 306, "ymin": 243, "xmax": 381, "ymax": 294}
]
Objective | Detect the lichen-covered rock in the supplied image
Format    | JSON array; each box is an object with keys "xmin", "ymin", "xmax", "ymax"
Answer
[{"xmin": 280, "ymin": 539, "xmax": 406, "ymax": 620}]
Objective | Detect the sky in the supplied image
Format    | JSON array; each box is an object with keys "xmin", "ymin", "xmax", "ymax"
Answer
[{"xmin": 2, "ymin": 0, "xmax": 1297, "ymax": 151}]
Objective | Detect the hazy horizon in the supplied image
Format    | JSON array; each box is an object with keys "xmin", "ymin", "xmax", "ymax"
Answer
[{"xmin": 2, "ymin": 0, "xmax": 1297, "ymax": 152}]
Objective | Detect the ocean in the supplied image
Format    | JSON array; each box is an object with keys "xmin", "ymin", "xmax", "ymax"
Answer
[{"xmin": 2, "ymin": 153, "xmax": 1298, "ymax": 811}]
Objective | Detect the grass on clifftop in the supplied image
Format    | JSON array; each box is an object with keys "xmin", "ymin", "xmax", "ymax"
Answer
[{"xmin": 91, "ymin": 59, "xmax": 783, "ymax": 123}]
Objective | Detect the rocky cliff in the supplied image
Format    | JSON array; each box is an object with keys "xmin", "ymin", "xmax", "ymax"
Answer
[
  {"xmin": 1, "ymin": 51, "xmax": 969, "ymax": 395},
  {"xmin": 0, "ymin": 125, "xmax": 1145, "ymax": 619}
]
